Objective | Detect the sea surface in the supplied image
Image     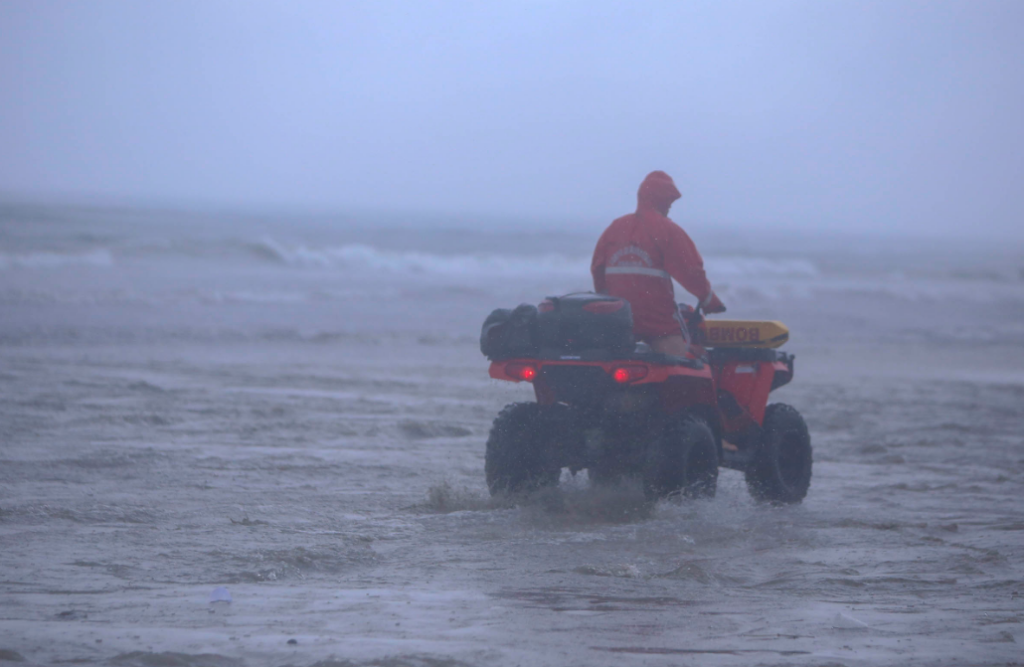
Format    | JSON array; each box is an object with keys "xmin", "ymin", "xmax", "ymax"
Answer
[{"xmin": 1, "ymin": 202, "xmax": 1023, "ymax": 666}]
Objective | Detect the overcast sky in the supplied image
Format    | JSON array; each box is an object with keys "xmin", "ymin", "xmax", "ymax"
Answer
[{"xmin": 1, "ymin": 0, "xmax": 1022, "ymax": 237}]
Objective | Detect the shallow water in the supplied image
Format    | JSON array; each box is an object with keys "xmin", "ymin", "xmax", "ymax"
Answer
[
  {"xmin": 2, "ymin": 336, "xmax": 1022, "ymax": 666},
  {"xmin": 1, "ymin": 205, "xmax": 1023, "ymax": 665}
]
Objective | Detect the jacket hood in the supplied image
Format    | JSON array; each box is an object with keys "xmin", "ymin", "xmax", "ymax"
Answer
[{"xmin": 637, "ymin": 171, "xmax": 681, "ymax": 216}]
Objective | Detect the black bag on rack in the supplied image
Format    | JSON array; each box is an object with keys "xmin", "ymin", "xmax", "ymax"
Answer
[
  {"xmin": 479, "ymin": 304, "xmax": 540, "ymax": 360},
  {"xmin": 536, "ymin": 293, "xmax": 634, "ymax": 354}
]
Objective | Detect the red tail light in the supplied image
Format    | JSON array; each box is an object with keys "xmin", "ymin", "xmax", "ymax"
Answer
[
  {"xmin": 538, "ymin": 299, "xmax": 555, "ymax": 313},
  {"xmin": 505, "ymin": 362, "xmax": 537, "ymax": 382},
  {"xmin": 611, "ymin": 365, "xmax": 648, "ymax": 384},
  {"xmin": 582, "ymin": 300, "xmax": 624, "ymax": 314}
]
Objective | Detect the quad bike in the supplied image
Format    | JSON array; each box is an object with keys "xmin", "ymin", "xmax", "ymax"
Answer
[{"xmin": 481, "ymin": 293, "xmax": 811, "ymax": 504}]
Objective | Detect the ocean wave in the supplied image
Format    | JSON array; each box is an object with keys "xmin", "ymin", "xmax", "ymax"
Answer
[
  {"xmin": 248, "ymin": 237, "xmax": 591, "ymax": 276},
  {"xmin": 247, "ymin": 237, "xmax": 832, "ymax": 280},
  {"xmin": 0, "ymin": 326, "xmax": 481, "ymax": 346},
  {"xmin": 196, "ymin": 289, "xmax": 309, "ymax": 305},
  {"xmin": 2, "ymin": 278, "xmax": 1020, "ymax": 313},
  {"xmin": 707, "ymin": 256, "xmax": 819, "ymax": 279},
  {"xmin": 0, "ymin": 248, "xmax": 113, "ymax": 269}
]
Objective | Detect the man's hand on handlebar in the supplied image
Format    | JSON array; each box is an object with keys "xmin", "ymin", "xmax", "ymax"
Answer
[{"xmin": 702, "ymin": 292, "xmax": 727, "ymax": 314}]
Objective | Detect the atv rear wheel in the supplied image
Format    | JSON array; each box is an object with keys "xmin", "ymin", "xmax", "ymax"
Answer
[
  {"xmin": 745, "ymin": 403, "xmax": 812, "ymax": 504},
  {"xmin": 642, "ymin": 415, "xmax": 718, "ymax": 501},
  {"xmin": 485, "ymin": 402, "xmax": 562, "ymax": 496}
]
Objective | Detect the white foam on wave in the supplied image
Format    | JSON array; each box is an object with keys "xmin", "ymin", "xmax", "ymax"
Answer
[
  {"xmin": 717, "ymin": 275, "xmax": 1024, "ymax": 307},
  {"xmin": 247, "ymin": 237, "xmax": 829, "ymax": 281},
  {"xmin": 0, "ymin": 248, "xmax": 113, "ymax": 270},
  {"xmin": 250, "ymin": 237, "xmax": 590, "ymax": 277},
  {"xmin": 5, "ymin": 234, "xmax": 1018, "ymax": 308},
  {"xmin": 197, "ymin": 289, "xmax": 309, "ymax": 305}
]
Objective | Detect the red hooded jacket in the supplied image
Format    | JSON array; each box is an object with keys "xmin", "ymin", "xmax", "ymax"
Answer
[{"xmin": 591, "ymin": 171, "xmax": 713, "ymax": 340}]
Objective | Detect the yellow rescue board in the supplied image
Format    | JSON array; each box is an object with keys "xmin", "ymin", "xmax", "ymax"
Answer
[{"xmin": 703, "ymin": 319, "xmax": 789, "ymax": 348}]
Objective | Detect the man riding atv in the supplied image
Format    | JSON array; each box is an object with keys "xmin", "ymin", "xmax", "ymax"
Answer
[
  {"xmin": 591, "ymin": 170, "xmax": 726, "ymax": 357},
  {"xmin": 479, "ymin": 170, "xmax": 811, "ymax": 505}
]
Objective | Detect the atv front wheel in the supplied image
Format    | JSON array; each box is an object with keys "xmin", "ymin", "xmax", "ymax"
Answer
[
  {"xmin": 643, "ymin": 415, "xmax": 718, "ymax": 501},
  {"xmin": 485, "ymin": 402, "xmax": 562, "ymax": 496},
  {"xmin": 745, "ymin": 403, "xmax": 812, "ymax": 504}
]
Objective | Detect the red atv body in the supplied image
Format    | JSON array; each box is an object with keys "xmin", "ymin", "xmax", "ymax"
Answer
[{"xmin": 484, "ymin": 301, "xmax": 812, "ymax": 503}]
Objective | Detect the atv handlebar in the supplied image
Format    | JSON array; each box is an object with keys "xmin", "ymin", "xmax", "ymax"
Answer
[{"xmin": 679, "ymin": 302, "xmax": 705, "ymax": 329}]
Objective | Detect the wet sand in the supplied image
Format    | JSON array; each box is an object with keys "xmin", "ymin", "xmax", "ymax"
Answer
[{"xmin": 2, "ymin": 326, "xmax": 1023, "ymax": 666}]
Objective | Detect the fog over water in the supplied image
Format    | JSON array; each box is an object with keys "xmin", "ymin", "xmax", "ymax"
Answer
[
  {"xmin": 2, "ymin": 3, "xmax": 1024, "ymax": 667},
  {"xmin": 2, "ymin": 0, "xmax": 1023, "ymax": 237}
]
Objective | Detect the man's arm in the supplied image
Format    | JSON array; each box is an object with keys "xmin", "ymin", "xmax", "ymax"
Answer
[
  {"xmin": 662, "ymin": 220, "xmax": 711, "ymax": 301},
  {"xmin": 662, "ymin": 220, "xmax": 726, "ymax": 312}
]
